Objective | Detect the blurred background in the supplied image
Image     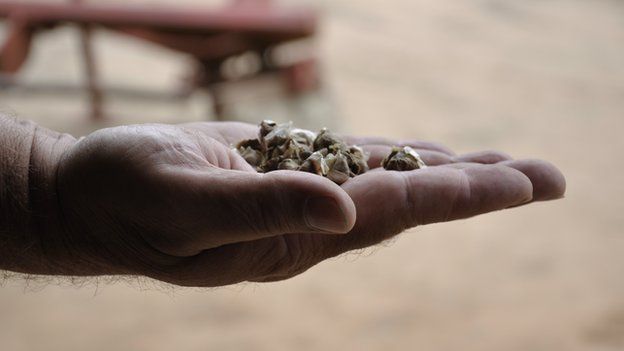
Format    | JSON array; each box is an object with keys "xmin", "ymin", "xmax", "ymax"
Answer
[{"xmin": 0, "ymin": 0, "xmax": 623, "ymax": 350}]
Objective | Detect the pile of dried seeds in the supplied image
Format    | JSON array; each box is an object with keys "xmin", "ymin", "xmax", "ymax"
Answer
[{"xmin": 236, "ymin": 120, "xmax": 427, "ymax": 184}]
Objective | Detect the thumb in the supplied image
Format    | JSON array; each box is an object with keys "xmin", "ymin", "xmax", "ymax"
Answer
[{"xmin": 178, "ymin": 169, "xmax": 357, "ymax": 248}]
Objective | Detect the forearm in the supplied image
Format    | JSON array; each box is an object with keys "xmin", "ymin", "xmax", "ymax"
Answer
[{"xmin": 0, "ymin": 114, "xmax": 76, "ymax": 274}]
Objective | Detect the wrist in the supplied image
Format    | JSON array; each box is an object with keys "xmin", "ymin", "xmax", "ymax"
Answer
[
  {"xmin": 27, "ymin": 124, "xmax": 79, "ymax": 274},
  {"xmin": 0, "ymin": 115, "xmax": 81, "ymax": 274},
  {"xmin": 26, "ymin": 125, "xmax": 140, "ymax": 276}
]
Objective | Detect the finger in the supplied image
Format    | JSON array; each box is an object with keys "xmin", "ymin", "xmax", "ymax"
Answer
[
  {"xmin": 172, "ymin": 168, "xmax": 356, "ymax": 253},
  {"xmin": 324, "ymin": 165, "xmax": 534, "ymax": 255},
  {"xmin": 361, "ymin": 145, "xmax": 512, "ymax": 169},
  {"xmin": 441, "ymin": 162, "xmax": 484, "ymax": 169},
  {"xmin": 360, "ymin": 144, "xmax": 453, "ymax": 168},
  {"xmin": 452, "ymin": 150, "xmax": 513, "ymax": 164},
  {"xmin": 441, "ymin": 159, "xmax": 566, "ymax": 202},
  {"xmin": 499, "ymin": 159, "xmax": 566, "ymax": 201},
  {"xmin": 342, "ymin": 135, "xmax": 456, "ymax": 156},
  {"xmin": 159, "ymin": 234, "xmax": 317, "ymax": 287},
  {"xmin": 155, "ymin": 240, "xmax": 267, "ymax": 287}
]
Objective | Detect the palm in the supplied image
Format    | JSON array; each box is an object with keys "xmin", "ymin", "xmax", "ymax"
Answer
[{"xmin": 169, "ymin": 122, "xmax": 565, "ymax": 285}]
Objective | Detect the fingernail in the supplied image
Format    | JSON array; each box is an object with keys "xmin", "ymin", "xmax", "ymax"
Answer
[{"xmin": 304, "ymin": 196, "xmax": 349, "ymax": 234}]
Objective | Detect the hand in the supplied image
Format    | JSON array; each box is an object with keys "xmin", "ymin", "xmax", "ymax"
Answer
[{"xmin": 52, "ymin": 122, "xmax": 565, "ymax": 286}]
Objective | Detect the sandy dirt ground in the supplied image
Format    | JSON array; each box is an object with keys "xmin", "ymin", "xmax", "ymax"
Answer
[{"xmin": 1, "ymin": 0, "xmax": 623, "ymax": 350}]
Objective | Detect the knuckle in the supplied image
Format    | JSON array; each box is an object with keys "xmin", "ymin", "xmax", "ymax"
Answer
[
  {"xmin": 484, "ymin": 150, "xmax": 512, "ymax": 162},
  {"xmin": 399, "ymin": 172, "xmax": 420, "ymax": 228},
  {"xmin": 251, "ymin": 236, "xmax": 314, "ymax": 281},
  {"xmin": 152, "ymin": 235, "xmax": 197, "ymax": 257}
]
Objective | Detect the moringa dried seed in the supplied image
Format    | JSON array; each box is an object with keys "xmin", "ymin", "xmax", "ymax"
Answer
[{"xmin": 381, "ymin": 146, "xmax": 427, "ymax": 171}]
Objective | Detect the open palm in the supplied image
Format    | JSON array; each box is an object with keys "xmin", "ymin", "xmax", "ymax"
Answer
[{"xmin": 55, "ymin": 121, "xmax": 565, "ymax": 286}]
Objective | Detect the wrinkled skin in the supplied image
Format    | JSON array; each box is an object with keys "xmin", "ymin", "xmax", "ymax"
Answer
[{"xmin": 55, "ymin": 122, "xmax": 566, "ymax": 287}]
